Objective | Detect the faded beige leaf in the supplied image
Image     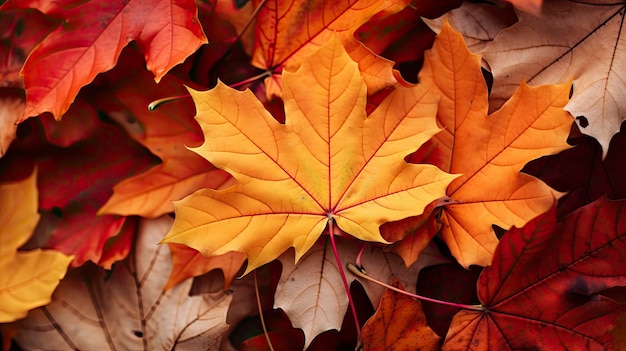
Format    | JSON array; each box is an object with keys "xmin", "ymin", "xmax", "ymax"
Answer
[
  {"xmin": 424, "ymin": 2, "xmax": 516, "ymax": 52},
  {"xmin": 480, "ymin": 0, "xmax": 626, "ymax": 157},
  {"xmin": 192, "ymin": 270, "xmax": 258, "ymax": 351},
  {"xmin": 275, "ymin": 236, "xmax": 446, "ymax": 347},
  {"xmin": 15, "ymin": 216, "xmax": 232, "ymax": 350}
]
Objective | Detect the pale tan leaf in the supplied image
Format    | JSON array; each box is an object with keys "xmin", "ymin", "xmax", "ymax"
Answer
[
  {"xmin": 275, "ymin": 236, "xmax": 446, "ymax": 347},
  {"xmin": 480, "ymin": 0, "xmax": 626, "ymax": 157},
  {"xmin": 15, "ymin": 216, "xmax": 232, "ymax": 350},
  {"xmin": 424, "ymin": 2, "xmax": 516, "ymax": 52}
]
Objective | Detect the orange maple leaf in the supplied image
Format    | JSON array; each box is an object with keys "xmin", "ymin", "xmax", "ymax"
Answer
[
  {"xmin": 505, "ymin": 0, "xmax": 542, "ymax": 14},
  {"xmin": 164, "ymin": 245, "xmax": 245, "ymax": 291},
  {"xmin": 251, "ymin": 0, "xmax": 409, "ymax": 96},
  {"xmin": 162, "ymin": 36, "xmax": 457, "ymax": 273},
  {"xmin": 361, "ymin": 278, "xmax": 441, "ymax": 350},
  {"xmin": 414, "ymin": 20, "xmax": 573, "ymax": 267},
  {"xmin": 2, "ymin": 0, "xmax": 207, "ymax": 120}
]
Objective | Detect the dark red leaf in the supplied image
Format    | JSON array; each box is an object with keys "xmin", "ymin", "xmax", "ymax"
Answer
[
  {"xmin": 444, "ymin": 198, "xmax": 626, "ymax": 350},
  {"xmin": 416, "ymin": 262, "xmax": 481, "ymax": 337},
  {"xmin": 523, "ymin": 122, "xmax": 626, "ymax": 219}
]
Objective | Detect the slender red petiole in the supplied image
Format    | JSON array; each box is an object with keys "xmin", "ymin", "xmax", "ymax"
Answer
[
  {"xmin": 355, "ymin": 242, "xmax": 366, "ymax": 268},
  {"xmin": 347, "ymin": 262, "xmax": 483, "ymax": 311},
  {"xmin": 229, "ymin": 71, "xmax": 272, "ymax": 88},
  {"xmin": 327, "ymin": 217, "xmax": 362, "ymax": 343}
]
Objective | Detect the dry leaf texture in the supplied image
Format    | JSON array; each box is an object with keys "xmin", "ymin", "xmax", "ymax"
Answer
[
  {"xmin": 15, "ymin": 216, "xmax": 232, "ymax": 350},
  {"xmin": 480, "ymin": 0, "xmax": 626, "ymax": 157}
]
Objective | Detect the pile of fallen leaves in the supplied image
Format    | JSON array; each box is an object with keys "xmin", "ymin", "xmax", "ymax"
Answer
[{"xmin": 1, "ymin": 0, "xmax": 625, "ymax": 350}]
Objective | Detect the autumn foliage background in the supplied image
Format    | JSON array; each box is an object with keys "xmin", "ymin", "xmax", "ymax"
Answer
[{"xmin": 1, "ymin": 0, "xmax": 626, "ymax": 349}]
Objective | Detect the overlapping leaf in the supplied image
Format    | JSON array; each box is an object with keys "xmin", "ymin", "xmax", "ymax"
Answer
[
  {"xmin": 15, "ymin": 216, "xmax": 232, "ymax": 350},
  {"xmin": 443, "ymin": 197, "xmax": 626, "ymax": 350},
  {"xmin": 36, "ymin": 118, "xmax": 157, "ymax": 267},
  {"xmin": 0, "ymin": 8, "xmax": 57, "ymax": 86},
  {"xmin": 251, "ymin": 0, "xmax": 409, "ymax": 95},
  {"xmin": 275, "ymin": 237, "xmax": 444, "ymax": 347},
  {"xmin": 94, "ymin": 51, "xmax": 233, "ymax": 218},
  {"xmin": 412, "ymin": 20, "xmax": 573, "ymax": 267},
  {"xmin": 165, "ymin": 245, "xmax": 246, "ymax": 291},
  {"xmin": 524, "ymin": 122, "xmax": 626, "ymax": 219},
  {"xmin": 506, "ymin": 0, "xmax": 542, "ymax": 14},
  {"xmin": 480, "ymin": 0, "xmax": 626, "ymax": 157},
  {"xmin": 0, "ymin": 170, "xmax": 72, "ymax": 322},
  {"xmin": 0, "ymin": 89, "xmax": 24, "ymax": 157},
  {"xmin": 416, "ymin": 263, "xmax": 482, "ymax": 337},
  {"xmin": 355, "ymin": 0, "xmax": 464, "ymax": 74},
  {"xmin": 163, "ymin": 36, "xmax": 456, "ymax": 274},
  {"xmin": 1, "ymin": 0, "xmax": 207, "ymax": 120},
  {"xmin": 0, "ymin": 111, "xmax": 158, "ymax": 267},
  {"xmin": 424, "ymin": 2, "xmax": 516, "ymax": 52},
  {"xmin": 361, "ymin": 279, "xmax": 440, "ymax": 351}
]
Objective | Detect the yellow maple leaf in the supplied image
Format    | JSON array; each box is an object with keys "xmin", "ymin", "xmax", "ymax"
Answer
[
  {"xmin": 0, "ymin": 169, "xmax": 73, "ymax": 322},
  {"xmin": 417, "ymin": 20, "xmax": 573, "ymax": 267},
  {"xmin": 162, "ymin": 36, "xmax": 457, "ymax": 273}
]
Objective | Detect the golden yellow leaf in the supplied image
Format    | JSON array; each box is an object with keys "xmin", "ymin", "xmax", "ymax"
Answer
[
  {"xmin": 418, "ymin": 20, "xmax": 573, "ymax": 267},
  {"xmin": 162, "ymin": 36, "xmax": 457, "ymax": 274},
  {"xmin": 0, "ymin": 169, "xmax": 72, "ymax": 322}
]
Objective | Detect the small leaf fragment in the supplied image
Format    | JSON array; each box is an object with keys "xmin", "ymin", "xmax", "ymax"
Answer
[
  {"xmin": 362, "ymin": 278, "xmax": 441, "ymax": 351},
  {"xmin": 0, "ymin": 169, "xmax": 72, "ymax": 322}
]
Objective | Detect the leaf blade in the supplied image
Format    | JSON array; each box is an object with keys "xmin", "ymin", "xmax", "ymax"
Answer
[
  {"xmin": 444, "ymin": 198, "xmax": 626, "ymax": 350},
  {"xmin": 419, "ymin": 20, "xmax": 573, "ymax": 267},
  {"xmin": 15, "ymin": 0, "xmax": 206, "ymax": 119}
]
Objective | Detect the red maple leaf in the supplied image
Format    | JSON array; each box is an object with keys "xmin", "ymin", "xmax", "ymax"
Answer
[
  {"xmin": 1, "ymin": 0, "xmax": 206, "ymax": 120},
  {"xmin": 444, "ymin": 197, "xmax": 626, "ymax": 350}
]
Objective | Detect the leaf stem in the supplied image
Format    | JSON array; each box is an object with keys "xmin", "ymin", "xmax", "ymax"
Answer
[
  {"xmin": 235, "ymin": 0, "xmax": 267, "ymax": 43},
  {"xmin": 229, "ymin": 71, "xmax": 272, "ymax": 88},
  {"xmin": 355, "ymin": 243, "xmax": 366, "ymax": 267},
  {"xmin": 346, "ymin": 262, "xmax": 484, "ymax": 311},
  {"xmin": 147, "ymin": 94, "xmax": 191, "ymax": 111},
  {"xmin": 328, "ymin": 218, "xmax": 362, "ymax": 343},
  {"xmin": 254, "ymin": 270, "xmax": 275, "ymax": 351}
]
